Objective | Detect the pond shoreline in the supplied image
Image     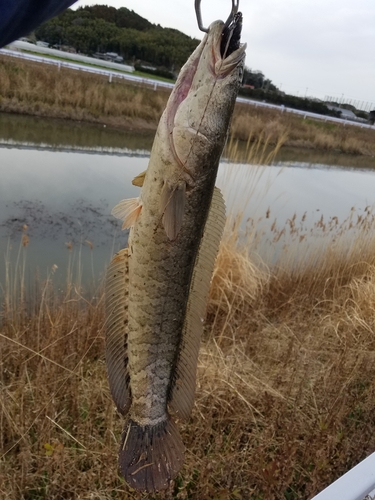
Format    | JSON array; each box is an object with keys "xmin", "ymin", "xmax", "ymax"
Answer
[
  {"xmin": 2, "ymin": 110, "xmax": 375, "ymax": 170},
  {"xmin": 2, "ymin": 103, "xmax": 375, "ymax": 160},
  {"xmin": 1, "ymin": 55, "xmax": 375, "ymax": 157}
]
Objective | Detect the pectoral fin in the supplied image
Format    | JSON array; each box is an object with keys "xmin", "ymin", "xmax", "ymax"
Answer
[
  {"xmin": 105, "ymin": 248, "xmax": 131, "ymax": 415},
  {"xmin": 161, "ymin": 180, "xmax": 186, "ymax": 241},
  {"xmin": 169, "ymin": 187, "xmax": 226, "ymax": 419},
  {"xmin": 112, "ymin": 198, "xmax": 142, "ymax": 229}
]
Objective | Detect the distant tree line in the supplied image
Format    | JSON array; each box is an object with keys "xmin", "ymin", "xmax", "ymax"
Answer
[
  {"xmin": 35, "ymin": 5, "xmax": 199, "ymax": 71},
  {"xmin": 240, "ymin": 87, "xmax": 340, "ymax": 116},
  {"xmin": 241, "ymin": 68, "xmax": 340, "ymax": 117},
  {"xmin": 242, "ymin": 68, "xmax": 278, "ymax": 92}
]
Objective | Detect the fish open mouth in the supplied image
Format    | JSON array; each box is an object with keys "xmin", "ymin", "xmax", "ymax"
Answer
[
  {"xmin": 214, "ymin": 13, "xmax": 246, "ymax": 77},
  {"xmin": 220, "ymin": 12, "xmax": 243, "ymax": 58},
  {"xmin": 166, "ymin": 12, "xmax": 246, "ymax": 130}
]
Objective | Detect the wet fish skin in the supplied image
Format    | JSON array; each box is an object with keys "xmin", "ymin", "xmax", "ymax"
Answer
[{"xmin": 106, "ymin": 14, "xmax": 246, "ymax": 492}]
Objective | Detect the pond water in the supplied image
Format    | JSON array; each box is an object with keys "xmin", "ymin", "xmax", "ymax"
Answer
[{"xmin": 1, "ymin": 112, "xmax": 375, "ymax": 289}]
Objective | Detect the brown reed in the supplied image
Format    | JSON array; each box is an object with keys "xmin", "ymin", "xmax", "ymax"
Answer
[{"xmin": 2, "ymin": 105, "xmax": 375, "ymax": 500}]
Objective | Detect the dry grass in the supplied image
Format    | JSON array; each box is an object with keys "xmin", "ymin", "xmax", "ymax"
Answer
[
  {"xmin": 2, "ymin": 55, "xmax": 375, "ymax": 157},
  {"xmin": 203, "ymin": 215, "xmax": 375, "ymax": 500},
  {"xmin": 3, "ymin": 211, "xmax": 375, "ymax": 499},
  {"xmin": 0, "ymin": 55, "xmax": 169, "ymax": 130},
  {"xmin": 231, "ymin": 104, "xmax": 375, "ymax": 156},
  {"xmin": 3, "ymin": 141, "xmax": 375, "ymax": 500},
  {"xmin": 2, "ymin": 100, "xmax": 375, "ymax": 499}
]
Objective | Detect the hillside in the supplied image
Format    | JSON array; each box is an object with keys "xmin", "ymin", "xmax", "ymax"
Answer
[{"xmin": 34, "ymin": 4, "xmax": 200, "ymax": 72}]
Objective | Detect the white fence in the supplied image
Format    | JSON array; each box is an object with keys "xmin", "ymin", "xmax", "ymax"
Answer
[
  {"xmin": 1, "ymin": 47, "xmax": 375, "ymax": 131},
  {"xmin": 0, "ymin": 47, "xmax": 175, "ymax": 91},
  {"xmin": 9, "ymin": 40, "xmax": 135, "ymax": 73},
  {"xmin": 311, "ymin": 451, "xmax": 375, "ymax": 500},
  {"xmin": 237, "ymin": 96, "xmax": 375, "ymax": 130}
]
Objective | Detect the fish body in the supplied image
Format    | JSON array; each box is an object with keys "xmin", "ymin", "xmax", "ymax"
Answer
[{"xmin": 105, "ymin": 14, "xmax": 246, "ymax": 492}]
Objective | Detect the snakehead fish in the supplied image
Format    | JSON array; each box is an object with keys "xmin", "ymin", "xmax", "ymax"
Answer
[{"xmin": 105, "ymin": 7, "xmax": 246, "ymax": 492}]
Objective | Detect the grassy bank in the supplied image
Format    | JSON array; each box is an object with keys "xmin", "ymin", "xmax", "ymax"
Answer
[
  {"xmin": 2, "ymin": 150, "xmax": 375, "ymax": 499},
  {"xmin": 231, "ymin": 105, "xmax": 375, "ymax": 156},
  {"xmin": 1, "ymin": 55, "xmax": 375, "ymax": 156},
  {"xmin": 2, "ymin": 206, "xmax": 375, "ymax": 499},
  {"xmin": 0, "ymin": 55, "xmax": 168, "ymax": 131}
]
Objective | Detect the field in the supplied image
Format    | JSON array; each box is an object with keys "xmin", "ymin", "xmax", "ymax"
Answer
[
  {"xmin": 2, "ymin": 137, "xmax": 375, "ymax": 499},
  {"xmin": 1, "ymin": 54, "xmax": 375, "ymax": 157}
]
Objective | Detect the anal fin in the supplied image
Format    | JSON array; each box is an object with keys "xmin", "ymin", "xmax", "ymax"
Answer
[
  {"xmin": 169, "ymin": 187, "xmax": 226, "ymax": 420},
  {"xmin": 105, "ymin": 248, "xmax": 131, "ymax": 415}
]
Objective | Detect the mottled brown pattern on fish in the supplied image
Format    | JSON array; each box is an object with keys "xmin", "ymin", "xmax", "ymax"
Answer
[
  {"xmin": 106, "ymin": 14, "xmax": 246, "ymax": 492},
  {"xmin": 128, "ymin": 170, "xmax": 219, "ymax": 426}
]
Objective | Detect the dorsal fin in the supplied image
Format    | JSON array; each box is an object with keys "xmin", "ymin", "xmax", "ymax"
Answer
[
  {"xmin": 161, "ymin": 180, "xmax": 186, "ymax": 241},
  {"xmin": 169, "ymin": 187, "xmax": 226, "ymax": 420},
  {"xmin": 112, "ymin": 198, "xmax": 142, "ymax": 229},
  {"xmin": 105, "ymin": 248, "xmax": 131, "ymax": 415}
]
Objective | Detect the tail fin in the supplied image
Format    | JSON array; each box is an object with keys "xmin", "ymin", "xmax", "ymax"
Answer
[{"xmin": 119, "ymin": 418, "xmax": 184, "ymax": 492}]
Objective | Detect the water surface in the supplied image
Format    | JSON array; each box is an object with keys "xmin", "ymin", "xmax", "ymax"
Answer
[{"xmin": 1, "ymin": 112, "xmax": 375, "ymax": 287}]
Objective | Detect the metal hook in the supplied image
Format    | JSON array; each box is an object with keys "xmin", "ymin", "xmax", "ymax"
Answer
[
  {"xmin": 223, "ymin": 0, "xmax": 240, "ymax": 30},
  {"xmin": 194, "ymin": 0, "xmax": 208, "ymax": 33},
  {"xmin": 195, "ymin": 0, "xmax": 240, "ymax": 33}
]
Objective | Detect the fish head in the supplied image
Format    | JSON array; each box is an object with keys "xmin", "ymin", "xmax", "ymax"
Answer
[
  {"xmin": 195, "ymin": 13, "xmax": 246, "ymax": 94},
  {"xmin": 170, "ymin": 12, "xmax": 247, "ymax": 176}
]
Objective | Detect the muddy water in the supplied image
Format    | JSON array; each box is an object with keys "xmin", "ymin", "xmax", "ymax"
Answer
[
  {"xmin": 0, "ymin": 111, "xmax": 155, "ymax": 154},
  {"xmin": 1, "ymin": 112, "xmax": 375, "ymax": 288}
]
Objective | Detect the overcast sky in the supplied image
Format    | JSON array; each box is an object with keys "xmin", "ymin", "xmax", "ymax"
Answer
[{"xmin": 73, "ymin": 0, "xmax": 375, "ymax": 107}]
